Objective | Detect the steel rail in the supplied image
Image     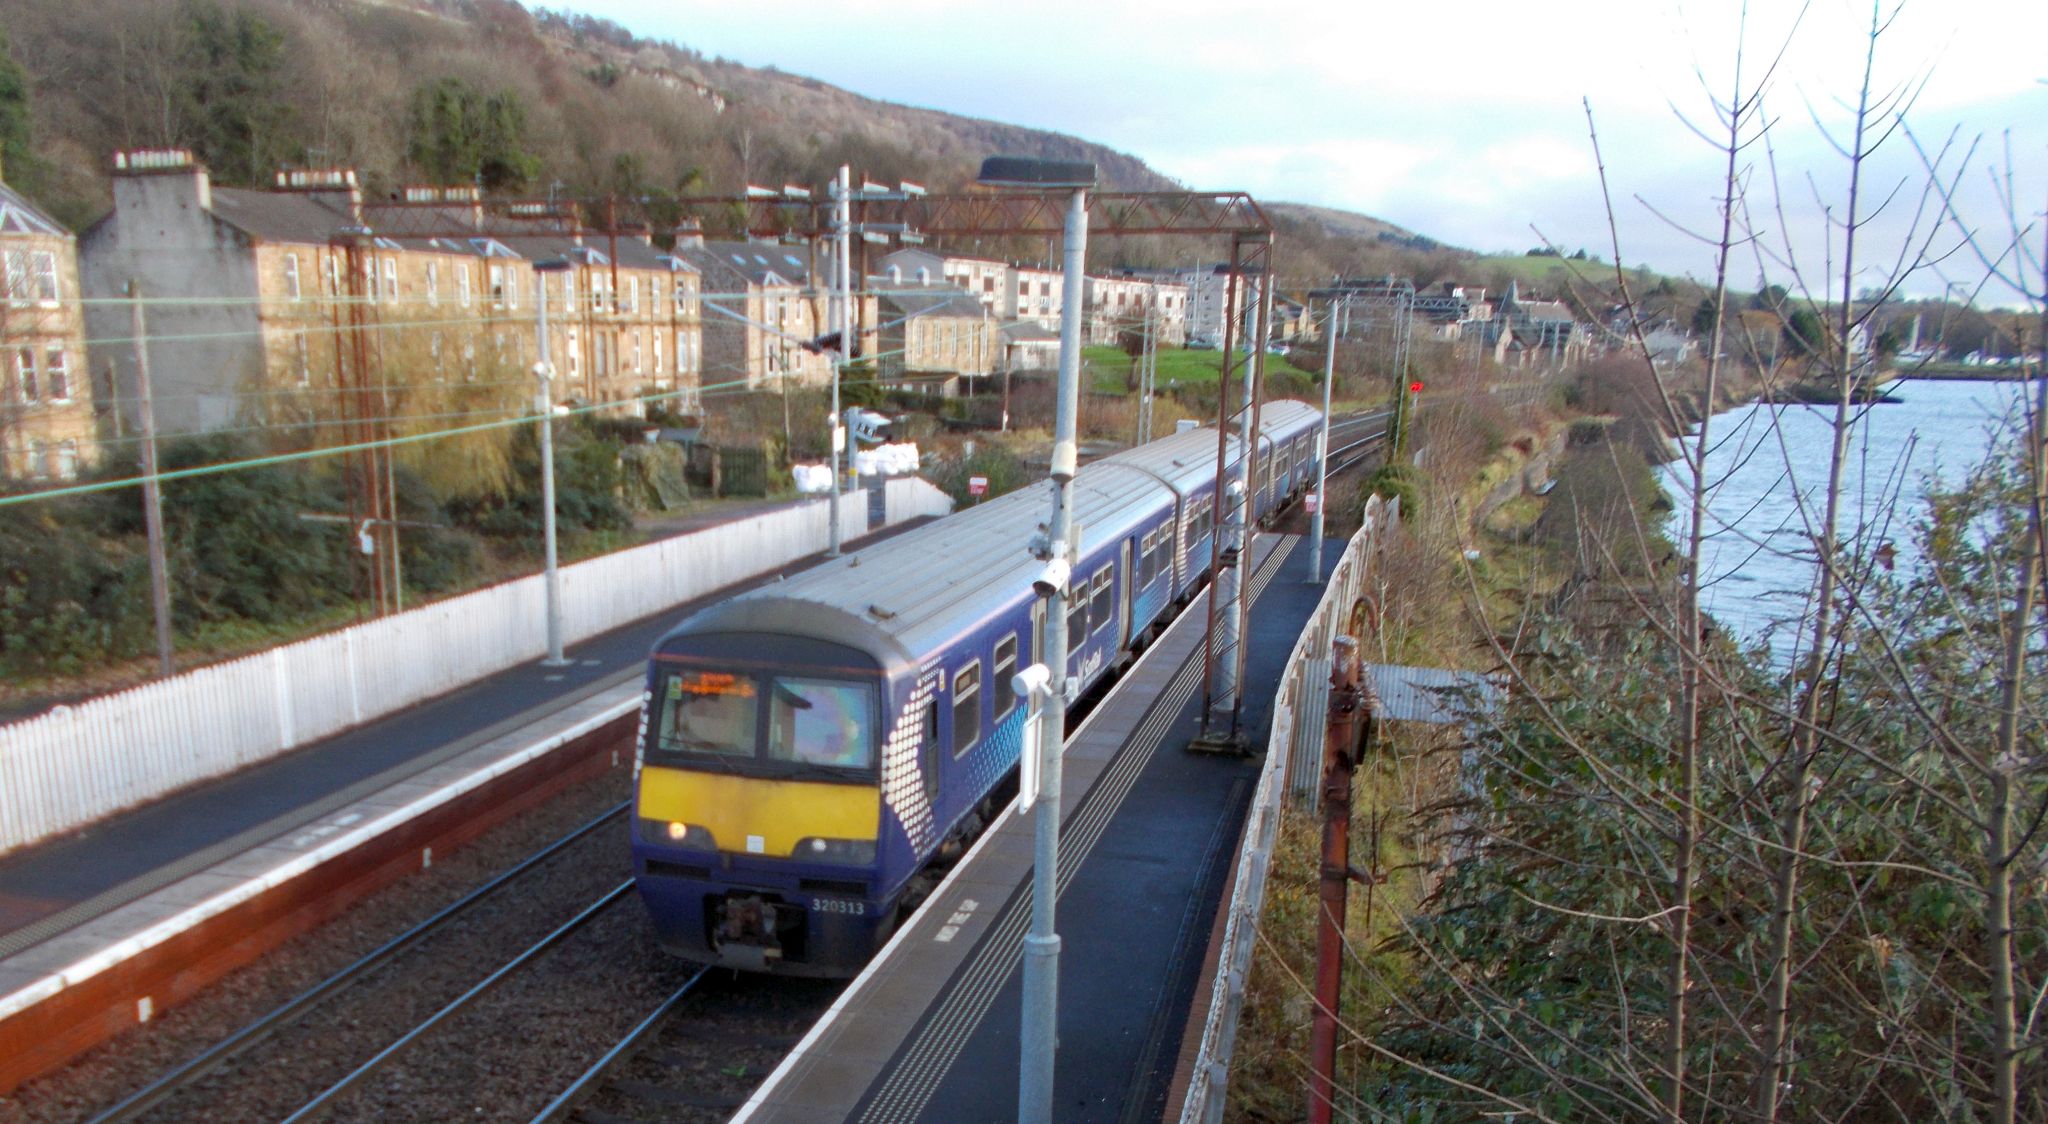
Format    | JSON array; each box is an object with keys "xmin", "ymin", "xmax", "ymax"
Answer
[
  {"xmin": 525, "ymin": 967, "xmax": 714, "ymax": 1124},
  {"xmin": 281, "ymin": 880, "xmax": 636, "ymax": 1123},
  {"xmin": 89, "ymin": 800, "xmax": 633, "ymax": 1124}
]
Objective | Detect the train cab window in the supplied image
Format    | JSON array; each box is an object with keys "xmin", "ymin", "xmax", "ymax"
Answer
[
  {"xmin": 994, "ymin": 635, "xmax": 1019, "ymax": 718},
  {"xmin": 1089, "ymin": 568, "xmax": 1113, "ymax": 632},
  {"xmin": 656, "ymin": 670, "xmax": 758, "ymax": 758},
  {"xmin": 766, "ymin": 676, "xmax": 877, "ymax": 769},
  {"xmin": 952, "ymin": 662, "xmax": 981, "ymax": 756}
]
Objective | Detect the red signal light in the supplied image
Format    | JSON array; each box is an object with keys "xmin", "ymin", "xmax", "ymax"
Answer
[{"xmin": 1408, "ymin": 381, "xmax": 1424, "ymax": 393}]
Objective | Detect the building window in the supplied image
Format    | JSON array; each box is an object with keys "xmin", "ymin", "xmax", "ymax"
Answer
[
  {"xmin": 55, "ymin": 440, "xmax": 78, "ymax": 480},
  {"xmin": 382, "ymin": 258, "xmax": 398, "ymax": 304},
  {"xmin": 429, "ymin": 333, "xmax": 444, "ymax": 378},
  {"xmin": 489, "ymin": 264, "xmax": 506, "ymax": 308},
  {"xmin": 426, "ymin": 262, "xmax": 440, "ymax": 305},
  {"xmin": 673, "ymin": 279, "xmax": 689, "ymax": 314},
  {"xmin": 594, "ymin": 331, "xmax": 610, "ymax": 377},
  {"xmin": 13, "ymin": 347, "xmax": 35, "ymax": 402},
  {"xmin": 461, "ymin": 338, "xmax": 476, "ymax": 380},
  {"xmin": 326, "ymin": 254, "xmax": 342, "ymax": 297},
  {"xmin": 45, "ymin": 348, "xmax": 69, "ymax": 401},
  {"xmin": 284, "ymin": 253, "xmax": 302, "ymax": 302},
  {"xmin": 2, "ymin": 251, "xmax": 24, "ymax": 302},
  {"xmin": 631, "ymin": 332, "xmax": 643, "ymax": 373},
  {"xmin": 652, "ymin": 329, "xmax": 663, "ymax": 376},
  {"xmin": 621, "ymin": 274, "xmax": 638, "ymax": 314},
  {"xmin": 294, "ymin": 333, "xmax": 311, "ymax": 386},
  {"xmin": 675, "ymin": 330, "xmax": 693, "ymax": 376},
  {"xmin": 505, "ymin": 270, "xmax": 518, "ymax": 310},
  {"xmin": 457, "ymin": 265, "xmax": 472, "ymax": 307},
  {"xmin": 952, "ymin": 661, "xmax": 981, "ymax": 756},
  {"xmin": 29, "ymin": 252, "xmax": 56, "ymax": 302}
]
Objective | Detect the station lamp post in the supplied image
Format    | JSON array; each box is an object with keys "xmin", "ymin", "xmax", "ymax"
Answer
[
  {"xmin": 978, "ymin": 153, "xmax": 1096, "ymax": 1124},
  {"xmin": 532, "ymin": 257, "xmax": 573, "ymax": 667}
]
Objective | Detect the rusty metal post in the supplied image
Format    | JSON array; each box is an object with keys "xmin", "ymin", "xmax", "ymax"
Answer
[{"xmin": 1309, "ymin": 635, "xmax": 1366, "ymax": 1124}]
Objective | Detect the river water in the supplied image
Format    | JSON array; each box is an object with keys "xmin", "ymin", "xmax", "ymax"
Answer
[{"xmin": 1661, "ymin": 378, "xmax": 2036, "ymax": 666}]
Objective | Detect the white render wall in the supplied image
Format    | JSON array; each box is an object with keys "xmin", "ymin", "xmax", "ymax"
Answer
[{"xmin": 0, "ymin": 481, "xmax": 953, "ymax": 855}]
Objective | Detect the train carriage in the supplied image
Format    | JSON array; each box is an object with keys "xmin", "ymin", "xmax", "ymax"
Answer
[{"xmin": 632, "ymin": 402, "xmax": 1321, "ymax": 975}]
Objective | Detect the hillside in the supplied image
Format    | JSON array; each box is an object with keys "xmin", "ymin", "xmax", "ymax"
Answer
[{"xmin": 0, "ymin": 0, "xmax": 1487, "ymax": 286}]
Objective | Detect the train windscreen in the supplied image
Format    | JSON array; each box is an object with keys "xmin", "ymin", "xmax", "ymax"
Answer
[{"xmin": 652, "ymin": 668, "xmax": 876, "ymax": 774}]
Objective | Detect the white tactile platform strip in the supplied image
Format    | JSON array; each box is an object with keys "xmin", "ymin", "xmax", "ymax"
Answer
[{"xmin": 0, "ymin": 681, "xmax": 640, "ymax": 1027}]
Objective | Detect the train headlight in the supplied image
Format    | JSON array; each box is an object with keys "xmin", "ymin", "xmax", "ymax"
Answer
[
  {"xmin": 796, "ymin": 837, "xmax": 876, "ymax": 865},
  {"xmin": 642, "ymin": 819, "xmax": 717, "ymax": 851}
]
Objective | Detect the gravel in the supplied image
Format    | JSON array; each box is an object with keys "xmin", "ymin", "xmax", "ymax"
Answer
[
  {"xmin": 0, "ymin": 761, "xmax": 635, "ymax": 1124},
  {"xmin": 4, "ymin": 756, "xmax": 845, "ymax": 1124}
]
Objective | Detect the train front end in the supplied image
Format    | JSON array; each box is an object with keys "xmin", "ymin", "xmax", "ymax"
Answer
[{"xmin": 632, "ymin": 625, "xmax": 903, "ymax": 977}]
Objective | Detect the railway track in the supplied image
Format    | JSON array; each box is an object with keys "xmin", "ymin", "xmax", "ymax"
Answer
[
  {"xmin": 90, "ymin": 801, "xmax": 635, "ymax": 1123},
  {"xmin": 525, "ymin": 971, "xmax": 837, "ymax": 1124}
]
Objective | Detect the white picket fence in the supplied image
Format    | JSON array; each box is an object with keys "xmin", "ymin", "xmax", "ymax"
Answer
[
  {"xmin": 0, "ymin": 482, "xmax": 953, "ymax": 854},
  {"xmin": 1177, "ymin": 495, "xmax": 1398, "ymax": 1124}
]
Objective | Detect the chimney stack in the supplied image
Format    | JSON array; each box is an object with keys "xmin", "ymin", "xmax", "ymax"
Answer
[
  {"xmin": 672, "ymin": 218, "xmax": 706, "ymax": 250},
  {"xmin": 273, "ymin": 167, "xmax": 363, "ymax": 223},
  {"xmin": 111, "ymin": 148, "xmax": 212, "ymax": 215}
]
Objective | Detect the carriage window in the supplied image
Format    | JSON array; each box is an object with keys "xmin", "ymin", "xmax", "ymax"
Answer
[
  {"xmin": 1090, "ymin": 569, "xmax": 1113, "ymax": 632},
  {"xmin": 656, "ymin": 670, "xmax": 758, "ymax": 758},
  {"xmin": 994, "ymin": 635, "xmax": 1018, "ymax": 718},
  {"xmin": 952, "ymin": 662, "xmax": 981, "ymax": 756},
  {"xmin": 766, "ymin": 676, "xmax": 876, "ymax": 769},
  {"xmin": 1066, "ymin": 586, "xmax": 1088, "ymax": 644}
]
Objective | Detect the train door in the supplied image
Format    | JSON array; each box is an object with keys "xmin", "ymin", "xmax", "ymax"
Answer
[{"xmin": 1117, "ymin": 539, "xmax": 1133, "ymax": 649}]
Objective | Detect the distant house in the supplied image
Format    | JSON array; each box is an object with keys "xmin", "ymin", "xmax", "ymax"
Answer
[
  {"xmin": 669, "ymin": 230, "xmax": 830, "ymax": 393},
  {"xmin": 876, "ymin": 248, "xmax": 1007, "ymax": 309},
  {"xmin": 1169, "ymin": 263, "xmax": 1261, "ymax": 346},
  {"xmin": 1490, "ymin": 281, "xmax": 1588, "ymax": 369},
  {"xmin": 1007, "ymin": 264, "xmax": 1066, "ymax": 329},
  {"xmin": 80, "ymin": 151, "xmax": 700, "ymax": 439},
  {"xmin": 1, "ymin": 178, "xmax": 96, "ymax": 484},
  {"xmin": 1640, "ymin": 324, "xmax": 1695, "ymax": 367},
  {"xmin": 1000, "ymin": 319, "xmax": 1060, "ymax": 372},
  {"xmin": 1085, "ymin": 269, "xmax": 1188, "ymax": 346},
  {"xmin": 873, "ymin": 284, "xmax": 996, "ymax": 396}
]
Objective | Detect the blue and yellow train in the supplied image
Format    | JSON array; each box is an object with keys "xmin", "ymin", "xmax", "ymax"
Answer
[{"xmin": 630, "ymin": 401, "xmax": 1324, "ymax": 975}]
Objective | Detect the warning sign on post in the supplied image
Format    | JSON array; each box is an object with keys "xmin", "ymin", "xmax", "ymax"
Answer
[
  {"xmin": 968, "ymin": 475, "xmax": 988, "ymax": 496},
  {"xmin": 1304, "ymin": 493, "xmax": 1320, "ymax": 514}
]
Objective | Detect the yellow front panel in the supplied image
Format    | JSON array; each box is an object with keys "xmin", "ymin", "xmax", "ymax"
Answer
[{"xmin": 638, "ymin": 766, "xmax": 880, "ymax": 857}]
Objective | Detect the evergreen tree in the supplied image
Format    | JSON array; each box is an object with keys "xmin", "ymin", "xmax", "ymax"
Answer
[{"xmin": 0, "ymin": 26, "xmax": 35, "ymax": 185}]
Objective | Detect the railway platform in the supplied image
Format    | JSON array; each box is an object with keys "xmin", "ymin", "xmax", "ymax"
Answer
[
  {"xmin": 0, "ymin": 509, "xmax": 925, "ymax": 1094},
  {"xmin": 735, "ymin": 531, "xmax": 1332, "ymax": 1124}
]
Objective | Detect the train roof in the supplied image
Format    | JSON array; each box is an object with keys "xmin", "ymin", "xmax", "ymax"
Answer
[{"xmin": 661, "ymin": 403, "xmax": 1321, "ymax": 665}]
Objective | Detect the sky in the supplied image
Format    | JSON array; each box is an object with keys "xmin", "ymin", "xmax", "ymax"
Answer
[{"xmin": 556, "ymin": 0, "xmax": 2045, "ymax": 302}]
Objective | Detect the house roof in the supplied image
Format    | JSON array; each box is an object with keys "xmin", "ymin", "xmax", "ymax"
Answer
[
  {"xmin": 0, "ymin": 181, "xmax": 67, "ymax": 237},
  {"xmin": 1000, "ymin": 319, "xmax": 1060, "ymax": 343},
  {"xmin": 671, "ymin": 239, "xmax": 814, "ymax": 288},
  {"xmin": 876, "ymin": 284, "xmax": 986, "ymax": 320},
  {"xmin": 207, "ymin": 187, "xmax": 358, "ymax": 244}
]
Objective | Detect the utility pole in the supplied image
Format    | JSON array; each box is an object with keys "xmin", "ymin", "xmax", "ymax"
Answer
[
  {"xmin": 129, "ymin": 281, "xmax": 174, "ymax": 676},
  {"xmin": 533, "ymin": 259, "xmax": 571, "ymax": 666},
  {"xmin": 1308, "ymin": 298, "xmax": 1342, "ymax": 579},
  {"xmin": 829, "ymin": 165, "xmax": 851, "ymax": 557},
  {"xmin": 1308, "ymin": 635, "xmax": 1370, "ymax": 1124}
]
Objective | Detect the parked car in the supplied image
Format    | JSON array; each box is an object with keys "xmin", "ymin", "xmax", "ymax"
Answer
[{"xmin": 1185, "ymin": 336, "xmax": 1217, "ymax": 350}]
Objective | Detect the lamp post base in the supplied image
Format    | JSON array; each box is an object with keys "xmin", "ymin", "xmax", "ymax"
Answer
[{"xmin": 1187, "ymin": 726, "xmax": 1253, "ymax": 756}]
